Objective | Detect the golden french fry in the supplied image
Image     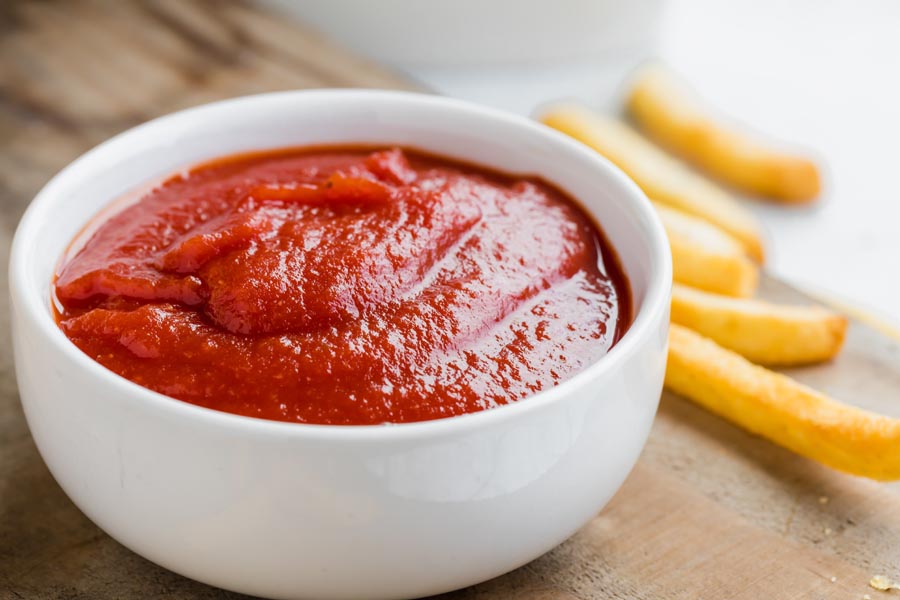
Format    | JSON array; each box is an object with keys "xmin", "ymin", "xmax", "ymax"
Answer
[
  {"xmin": 540, "ymin": 103, "xmax": 765, "ymax": 261},
  {"xmin": 666, "ymin": 324, "xmax": 900, "ymax": 481},
  {"xmin": 627, "ymin": 65, "xmax": 821, "ymax": 203},
  {"xmin": 671, "ymin": 284, "xmax": 847, "ymax": 366},
  {"xmin": 655, "ymin": 202, "xmax": 757, "ymax": 297}
]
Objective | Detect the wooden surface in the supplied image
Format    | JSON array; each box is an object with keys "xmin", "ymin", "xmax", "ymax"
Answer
[{"xmin": 1, "ymin": 2, "xmax": 898, "ymax": 598}]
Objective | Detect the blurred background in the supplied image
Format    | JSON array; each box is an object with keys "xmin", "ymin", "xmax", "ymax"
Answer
[{"xmin": 266, "ymin": 0, "xmax": 900, "ymax": 328}]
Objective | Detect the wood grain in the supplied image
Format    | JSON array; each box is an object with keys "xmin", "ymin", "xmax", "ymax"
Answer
[{"xmin": 1, "ymin": 2, "xmax": 898, "ymax": 598}]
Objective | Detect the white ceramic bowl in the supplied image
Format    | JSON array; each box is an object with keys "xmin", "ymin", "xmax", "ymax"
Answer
[
  {"xmin": 265, "ymin": 0, "xmax": 663, "ymax": 67},
  {"xmin": 9, "ymin": 90, "xmax": 670, "ymax": 600}
]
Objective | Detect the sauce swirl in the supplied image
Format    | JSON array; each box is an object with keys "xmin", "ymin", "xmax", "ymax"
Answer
[{"xmin": 55, "ymin": 147, "xmax": 630, "ymax": 425}]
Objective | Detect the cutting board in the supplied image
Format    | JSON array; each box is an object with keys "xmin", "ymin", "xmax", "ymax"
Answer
[{"xmin": 2, "ymin": 2, "xmax": 898, "ymax": 598}]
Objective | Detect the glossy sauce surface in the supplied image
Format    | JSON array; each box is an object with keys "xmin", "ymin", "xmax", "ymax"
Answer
[{"xmin": 55, "ymin": 147, "xmax": 631, "ymax": 425}]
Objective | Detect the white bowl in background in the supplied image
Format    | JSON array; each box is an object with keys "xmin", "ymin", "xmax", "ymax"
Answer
[
  {"xmin": 264, "ymin": 0, "xmax": 663, "ymax": 67},
  {"xmin": 9, "ymin": 90, "xmax": 670, "ymax": 600}
]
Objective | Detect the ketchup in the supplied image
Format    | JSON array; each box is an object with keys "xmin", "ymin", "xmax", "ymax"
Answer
[{"xmin": 55, "ymin": 147, "xmax": 630, "ymax": 425}]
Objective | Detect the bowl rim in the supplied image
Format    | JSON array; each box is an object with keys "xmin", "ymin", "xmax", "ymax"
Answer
[{"xmin": 9, "ymin": 89, "xmax": 671, "ymax": 441}]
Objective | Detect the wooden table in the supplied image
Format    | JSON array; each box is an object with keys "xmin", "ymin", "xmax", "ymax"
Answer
[{"xmin": 2, "ymin": 2, "xmax": 898, "ymax": 598}]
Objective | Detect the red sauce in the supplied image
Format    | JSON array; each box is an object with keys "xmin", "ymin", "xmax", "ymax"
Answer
[{"xmin": 54, "ymin": 147, "xmax": 631, "ymax": 425}]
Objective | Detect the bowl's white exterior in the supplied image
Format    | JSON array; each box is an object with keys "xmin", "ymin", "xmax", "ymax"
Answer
[{"xmin": 9, "ymin": 91, "xmax": 670, "ymax": 600}]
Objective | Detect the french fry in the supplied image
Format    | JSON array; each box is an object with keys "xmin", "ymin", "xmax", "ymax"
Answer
[
  {"xmin": 655, "ymin": 203, "xmax": 757, "ymax": 297},
  {"xmin": 666, "ymin": 324, "xmax": 900, "ymax": 481},
  {"xmin": 627, "ymin": 65, "xmax": 821, "ymax": 203},
  {"xmin": 671, "ymin": 284, "xmax": 847, "ymax": 366},
  {"xmin": 540, "ymin": 104, "xmax": 765, "ymax": 261}
]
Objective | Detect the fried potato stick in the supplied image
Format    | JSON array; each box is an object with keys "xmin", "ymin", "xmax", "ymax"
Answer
[
  {"xmin": 540, "ymin": 104, "xmax": 765, "ymax": 261},
  {"xmin": 656, "ymin": 203, "xmax": 757, "ymax": 297},
  {"xmin": 627, "ymin": 65, "xmax": 821, "ymax": 203},
  {"xmin": 670, "ymin": 284, "xmax": 847, "ymax": 365},
  {"xmin": 666, "ymin": 324, "xmax": 900, "ymax": 481}
]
